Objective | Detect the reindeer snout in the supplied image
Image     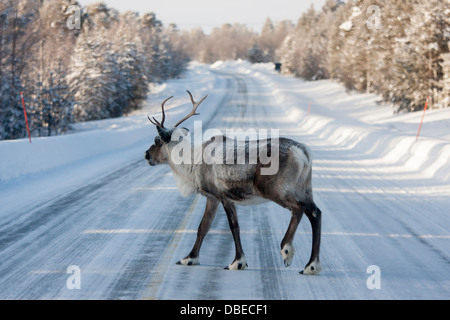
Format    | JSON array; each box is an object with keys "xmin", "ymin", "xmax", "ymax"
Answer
[{"xmin": 145, "ymin": 150, "xmax": 156, "ymax": 166}]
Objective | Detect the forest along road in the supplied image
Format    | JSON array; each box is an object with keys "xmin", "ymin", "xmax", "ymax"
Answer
[{"xmin": 0, "ymin": 68, "xmax": 449, "ymax": 299}]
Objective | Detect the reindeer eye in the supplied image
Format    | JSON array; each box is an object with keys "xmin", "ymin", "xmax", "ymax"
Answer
[{"xmin": 154, "ymin": 136, "xmax": 162, "ymax": 146}]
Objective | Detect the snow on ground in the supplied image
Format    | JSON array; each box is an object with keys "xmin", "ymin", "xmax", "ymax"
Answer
[
  {"xmin": 0, "ymin": 60, "xmax": 449, "ymax": 300},
  {"xmin": 0, "ymin": 63, "xmax": 220, "ymax": 182},
  {"xmin": 0, "ymin": 63, "xmax": 228, "ymax": 217},
  {"xmin": 1, "ymin": 60, "xmax": 448, "ymax": 185}
]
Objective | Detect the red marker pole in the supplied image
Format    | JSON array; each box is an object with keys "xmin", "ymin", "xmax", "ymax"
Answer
[
  {"xmin": 416, "ymin": 96, "xmax": 429, "ymax": 141},
  {"xmin": 307, "ymin": 101, "xmax": 312, "ymax": 117},
  {"xmin": 20, "ymin": 92, "xmax": 32, "ymax": 143}
]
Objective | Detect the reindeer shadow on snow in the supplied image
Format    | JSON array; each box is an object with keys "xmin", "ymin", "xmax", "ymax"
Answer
[{"xmin": 144, "ymin": 91, "xmax": 322, "ymax": 275}]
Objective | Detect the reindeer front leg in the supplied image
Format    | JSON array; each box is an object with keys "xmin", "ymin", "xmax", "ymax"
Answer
[
  {"xmin": 177, "ymin": 197, "xmax": 219, "ymax": 266},
  {"xmin": 222, "ymin": 200, "xmax": 247, "ymax": 270}
]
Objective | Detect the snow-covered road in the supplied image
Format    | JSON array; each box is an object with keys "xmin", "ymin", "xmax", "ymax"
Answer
[{"xmin": 0, "ymin": 61, "xmax": 449, "ymax": 299}]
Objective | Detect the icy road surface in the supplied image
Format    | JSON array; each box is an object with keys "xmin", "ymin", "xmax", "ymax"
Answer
[{"xmin": 0, "ymin": 61, "xmax": 449, "ymax": 299}]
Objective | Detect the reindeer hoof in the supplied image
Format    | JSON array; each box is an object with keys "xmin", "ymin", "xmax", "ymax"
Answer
[
  {"xmin": 300, "ymin": 259, "xmax": 322, "ymax": 275},
  {"xmin": 176, "ymin": 256, "xmax": 199, "ymax": 266},
  {"xmin": 225, "ymin": 256, "xmax": 247, "ymax": 270},
  {"xmin": 281, "ymin": 243, "xmax": 295, "ymax": 267}
]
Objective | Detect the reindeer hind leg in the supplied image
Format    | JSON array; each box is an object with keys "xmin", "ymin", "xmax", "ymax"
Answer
[{"xmin": 300, "ymin": 203, "xmax": 322, "ymax": 275}]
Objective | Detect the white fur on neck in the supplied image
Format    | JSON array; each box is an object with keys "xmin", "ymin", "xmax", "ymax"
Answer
[
  {"xmin": 164, "ymin": 142, "xmax": 198, "ymax": 197},
  {"xmin": 172, "ymin": 167, "xmax": 197, "ymax": 197}
]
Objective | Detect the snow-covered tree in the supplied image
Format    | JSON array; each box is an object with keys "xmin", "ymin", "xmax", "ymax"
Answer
[
  {"xmin": 31, "ymin": 63, "xmax": 74, "ymax": 136},
  {"xmin": 0, "ymin": 1, "xmax": 35, "ymax": 140},
  {"xmin": 247, "ymin": 43, "xmax": 268, "ymax": 63},
  {"xmin": 1, "ymin": 1, "xmax": 189, "ymax": 140},
  {"xmin": 67, "ymin": 29, "xmax": 124, "ymax": 121},
  {"xmin": 277, "ymin": 3, "xmax": 337, "ymax": 80},
  {"xmin": 328, "ymin": 1, "xmax": 375, "ymax": 90},
  {"xmin": 327, "ymin": 0, "xmax": 448, "ymax": 111},
  {"xmin": 67, "ymin": 5, "xmax": 187, "ymax": 122},
  {"xmin": 84, "ymin": 1, "xmax": 119, "ymax": 30},
  {"xmin": 390, "ymin": 0, "xmax": 449, "ymax": 111},
  {"xmin": 256, "ymin": 18, "xmax": 277, "ymax": 62},
  {"xmin": 117, "ymin": 41, "xmax": 148, "ymax": 114}
]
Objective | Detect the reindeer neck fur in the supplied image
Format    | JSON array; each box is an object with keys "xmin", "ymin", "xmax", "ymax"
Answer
[{"xmin": 164, "ymin": 142, "xmax": 199, "ymax": 197}]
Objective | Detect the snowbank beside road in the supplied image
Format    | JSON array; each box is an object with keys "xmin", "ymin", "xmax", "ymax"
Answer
[
  {"xmin": 0, "ymin": 125, "xmax": 149, "ymax": 182},
  {"xmin": 1, "ymin": 60, "xmax": 449, "ymax": 186},
  {"xmin": 211, "ymin": 60, "xmax": 450, "ymax": 184},
  {"xmin": 0, "ymin": 63, "xmax": 225, "ymax": 183}
]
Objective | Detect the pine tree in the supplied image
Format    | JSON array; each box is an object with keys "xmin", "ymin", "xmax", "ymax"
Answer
[
  {"xmin": 368, "ymin": 0, "xmax": 410, "ymax": 99},
  {"xmin": 276, "ymin": 4, "xmax": 335, "ymax": 80},
  {"xmin": 0, "ymin": 1, "xmax": 31, "ymax": 140},
  {"xmin": 247, "ymin": 43, "xmax": 266, "ymax": 63},
  {"xmin": 117, "ymin": 41, "xmax": 148, "ymax": 114},
  {"xmin": 67, "ymin": 30, "xmax": 122, "ymax": 121},
  {"xmin": 1, "ymin": 1, "xmax": 190, "ymax": 140},
  {"xmin": 31, "ymin": 61, "xmax": 73, "ymax": 136},
  {"xmin": 258, "ymin": 18, "xmax": 276, "ymax": 62},
  {"xmin": 391, "ymin": 0, "xmax": 449, "ymax": 111}
]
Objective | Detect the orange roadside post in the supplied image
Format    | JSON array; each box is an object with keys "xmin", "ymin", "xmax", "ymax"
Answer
[
  {"xmin": 416, "ymin": 96, "xmax": 429, "ymax": 141},
  {"xmin": 20, "ymin": 92, "xmax": 32, "ymax": 143}
]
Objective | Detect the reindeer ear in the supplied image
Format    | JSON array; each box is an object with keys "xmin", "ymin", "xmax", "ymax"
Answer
[{"xmin": 157, "ymin": 126, "xmax": 171, "ymax": 143}]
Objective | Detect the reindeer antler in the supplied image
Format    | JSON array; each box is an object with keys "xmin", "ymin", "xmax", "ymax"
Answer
[
  {"xmin": 148, "ymin": 96, "xmax": 173, "ymax": 128},
  {"xmin": 174, "ymin": 90, "xmax": 207, "ymax": 127}
]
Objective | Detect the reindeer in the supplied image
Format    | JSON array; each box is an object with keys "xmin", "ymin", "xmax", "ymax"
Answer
[{"xmin": 144, "ymin": 91, "xmax": 322, "ymax": 275}]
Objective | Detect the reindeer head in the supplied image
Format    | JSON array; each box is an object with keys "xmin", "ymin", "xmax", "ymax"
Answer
[{"xmin": 145, "ymin": 91, "xmax": 207, "ymax": 166}]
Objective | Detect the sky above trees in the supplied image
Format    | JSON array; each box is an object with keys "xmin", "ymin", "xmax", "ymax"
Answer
[{"xmin": 77, "ymin": 0, "xmax": 327, "ymax": 33}]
